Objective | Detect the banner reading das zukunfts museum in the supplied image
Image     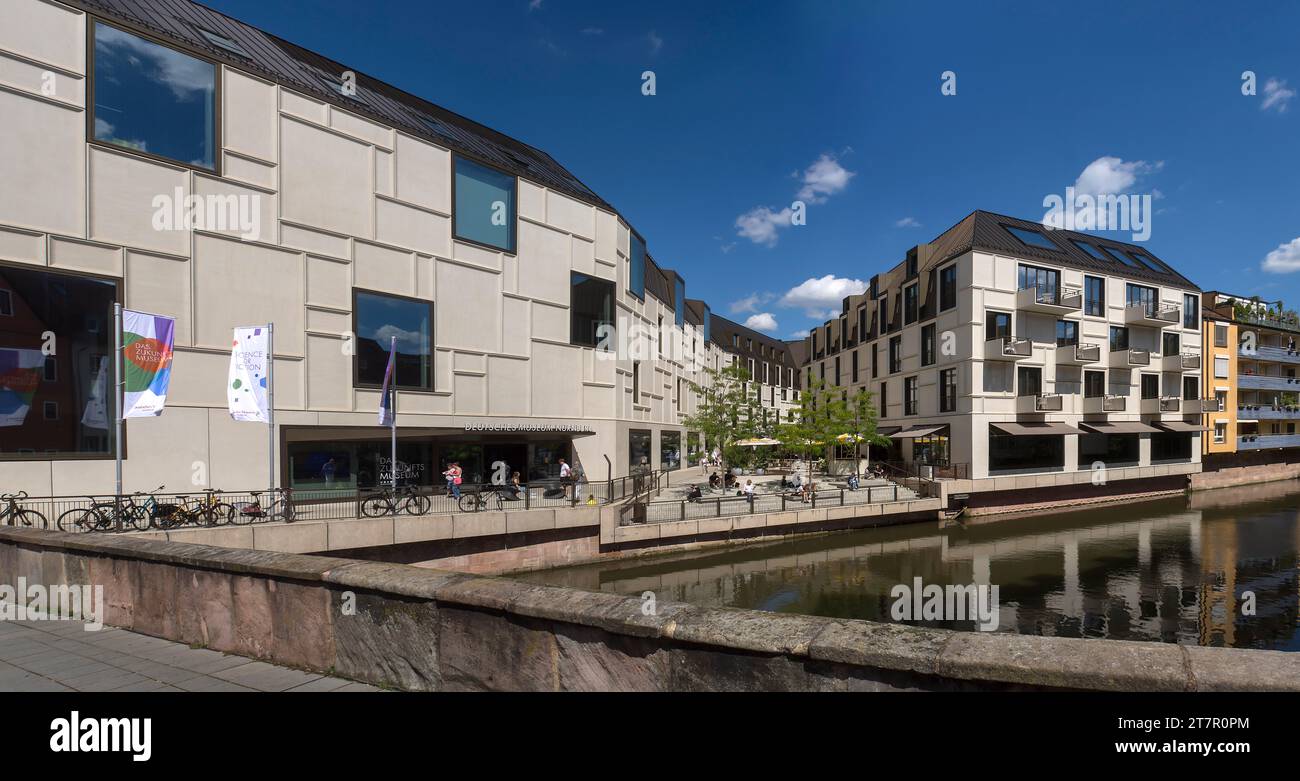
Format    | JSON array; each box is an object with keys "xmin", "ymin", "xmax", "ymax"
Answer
[
  {"xmin": 227, "ymin": 326, "xmax": 270, "ymax": 423},
  {"xmin": 121, "ymin": 310, "xmax": 175, "ymax": 419}
]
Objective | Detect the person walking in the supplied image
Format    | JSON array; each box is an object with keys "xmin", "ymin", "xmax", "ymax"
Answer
[
  {"xmin": 443, "ymin": 462, "xmax": 462, "ymax": 500},
  {"xmin": 321, "ymin": 458, "xmax": 337, "ymax": 488},
  {"xmin": 558, "ymin": 458, "xmax": 573, "ymax": 498}
]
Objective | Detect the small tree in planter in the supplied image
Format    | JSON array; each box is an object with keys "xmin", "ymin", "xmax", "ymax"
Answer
[
  {"xmin": 777, "ymin": 376, "xmax": 849, "ymax": 488},
  {"xmin": 683, "ymin": 363, "xmax": 755, "ymax": 489},
  {"xmin": 840, "ymin": 388, "xmax": 891, "ymax": 478}
]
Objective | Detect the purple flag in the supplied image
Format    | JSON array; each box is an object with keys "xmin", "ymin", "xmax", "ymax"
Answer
[{"xmin": 377, "ymin": 336, "xmax": 396, "ymax": 426}]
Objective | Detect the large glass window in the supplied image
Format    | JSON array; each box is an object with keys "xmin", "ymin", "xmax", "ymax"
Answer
[
  {"xmin": 1056, "ymin": 320, "xmax": 1078, "ymax": 346},
  {"xmin": 1184, "ymin": 294, "xmax": 1198, "ymax": 329},
  {"xmin": 1151, "ymin": 432, "xmax": 1193, "ymax": 462},
  {"xmin": 1084, "ymin": 276, "xmax": 1105, "ymax": 316},
  {"xmin": 660, "ymin": 430, "xmax": 681, "ymax": 471},
  {"xmin": 1080, "ymin": 434, "xmax": 1139, "ymax": 465},
  {"xmin": 1125, "ymin": 283, "xmax": 1158, "ymax": 315},
  {"xmin": 453, "ymin": 156, "xmax": 516, "ymax": 252},
  {"xmin": 629, "ymin": 233, "xmax": 647, "ymax": 300},
  {"xmin": 921, "ymin": 324, "xmax": 935, "ymax": 366},
  {"xmin": 1017, "ymin": 366, "xmax": 1042, "ymax": 396},
  {"xmin": 354, "ymin": 290, "xmax": 433, "ymax": 389},
  {"xmin": 629, "ymin": 429, "xmax": 652, "ymax": 471},
  {"xmin": 1183, "ymin": 375, "xmax": 1199, "ymax": 400},
  {"xmin": 1018, "ymin": 264, "xmax": 1059, "ymax": 301},
  {"xmin": 1084, "ymin": 370, "xmax": 1105, "ymax": 397},
  {"xmin": 1110, "ymin": 326, "xmax": 1129, "ymax": 350},
  {"xmin": 904, "ymin": 284, "xmax": 918, "ymax": 324},
  {"xmin": 986, "ymin": 311, "xmax": 1011, "ymax": 341},
  {"xmin": 889, "ymin": 336, "xmax": 902, "ymax": 373},
  {"xmin": 0, "ymin": 266, "xmax": 118, "ymax": 459},
  {"xmin": 939, "ymin": 265, "xmax": 957, "ymax": 311},
  {"xmin": 1141, "ymin": 374, "xmax": 1159, "ymax": 399},
  {"xmin": 940, "ymin": 368, "xmax": 956, "ymax": 412},
  {"xmin": 1162, "ymin": 332, "xmax": 1180, "ymax": 355},
  {"xmin": 674, "ymin": 277, "xmax": 686, "ymax": 326},
  {"xmin": 92, "ymin": 22, "xmax": 216, "ymax": 169},
  {"xmin": 1004, "ymin": 226, "xmax": 1060, "ymax": 251},
  {"xmin": 571, "ymin": 272, "xmax": 614, "ymax": 348},
  {"xmin": 904, "ymin": 376, "xmax": 918, "ymax": 415},
  {"xmin": 989, "ymin": 432, "xmax": 1064, "ymax": 472}
]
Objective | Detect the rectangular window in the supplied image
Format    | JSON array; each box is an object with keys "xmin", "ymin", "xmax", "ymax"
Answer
[
  {"xmin": 1084, "ymin": 370, "xmax": 1105, "ymax": 397},
  {"xmin": 659, "ymin": 316, "xmax": 665, "ymax": 356},
  {"xmin": 0, "ymin": 266, "xmax": 119, "ymax": 460},
  {"xmin": 629, "ymin": 429, "xmax": 651, "ymax": 470},
  {"xmin": 1004, "ymin": 225, "xmax": 1060, "ymax": 251},
  {"xmin": 1183, "ymin": 375, "xmax": 1198, "ymax": 400},
  {"xmin": 939, "ymin": 265, "xmax": 957, "ymax": 311},
  {"xmin": 851, "ymin": 349, "xmax": 859, "ymax": 383},
  {"xmin": 834, "ymin": 356, "xmax": 841, "ymax": 386},
  {"xmin": 1073, "ymin": 240, "xmax": 1109, "ymax": 262},
  {"xmin": 1162, "ymin": 332, "xmax": 1179, "ymax": 355},
  {"xmin": 1214, "ymin": 356, "xmax": 1229, "ymax": 378},
  {"xmin": 1214, "ymin": 324, "xmax": 1227, "ymax": 347},
  {"xmin": 702, "ymin": 303, "xmax": 711, "ymax": 342},
  {"xmin": 1141, "ymin": 374, "xmax": 1159, "ymax": 399},
  {"xmin": 1151, "ymin": 432, "xmax": 1193, "ymax": 462},
  {"xmin": 354, "ymin": 290, "xmax": 433, "ymax": 389},
  {"xmin": 661, "ymin": 431, "xmax": 681, "ymax": 471},
  {"xmin": 43, "ymin": 401, "xmax": 59, "ymax": 421},
  {"xmin": 91, "ymin": 22, "xmax": 217, "ymax": 170},
  {"xmin": 879, "ymin": 298, "xmax": 889, "ymax": 333},
  {"xmin": 983, "ymin": 362, "xmax": 1013, "ymax": 393},
  {"xmin": 453, "ymin": 156, "xmax": 517, "ymax": 252},
  {"xmin": 1055, "ymin": 320, "xmax": 1078, "ymax": 347},
  {"xmin": 879, "ymin": 382, "xmax": 888, "ymax": 417},
  {"xmin": 1214, "ymin": 422, "xmax": 1227, "ymax": 444},
  {"xmin": 921, "ymin": 324, "xmax": 935, "ymax": 366},
  {"xmin": 0, "ymin": 289, "xmax": 13, "ymax": 316},
  {"xmin": 889, "ymin": 336, "xmax": 902, "ymax": 373},
  {"xmin": 904, "ymin": 377, "xmax": 918, "ymax": 415},
  {"xmin": 1018, "ymin": 264, "xmax": 1060, "ymax": 301},
  {"xmin": 570, "ymin": 272, "xmax": 614, "ymax": 348},
  {"xmin": 628, "ymin": 233, "xmax": 646, "ymax": 300},
  {"xmin": 904, "ymin": 284, "xmax": 918, "ymax": 324},
  {"xmin": 871, "ymin": 344, "xmax": 879, "ymax": 378},
  {"xmin": 1080, "ymin": 433, "xmax": 1139, "ymax": 465},
  {"xmin": 1110, "ymin": 326, "xmax": 1129, "ymax": 351},
  {"xmin": 989, "ymin": 432, "xmax": 1064, "ymax": 472},
  {"xmin": 1125, "ymin": 283, "xmax": 1158, "ymax": 314},
  {"xmin": 1084, "ymin": 276, "xmax": 1105, "ymax": 316},
  {"xmin": 1184, "ymin": 294, "xmax": 1198, "ymax": 329},
  {"xmin": 858, "ymin": 306, "xmax": 867, "ymax": 340},
  {"xmin": 1017, "ymin": 366, "xmax": 1042, "ymax": 396},
  {"xmin": 986, "ymin": 311, "xmax": 1011, "ymax": 341},
  {"xmin": 632, "ymin": 361, "xmax": 641, "ymax": 401},
  {"xmin": 940, "ymin": 368, "xmax": 956, "ymax": 412}
]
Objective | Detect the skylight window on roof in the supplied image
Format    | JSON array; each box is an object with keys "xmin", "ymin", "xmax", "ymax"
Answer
[
  {"xmin": 1128, "ymin": 252, "xmax": 1168, "ymax": 274},
  {"xmin": 1071, "ymin": 240, "xmax": 1109, "ymax": 261},
  {"xmin": 1101, "ymin": 246, "xmax": 1141, "ymax": 267},
  {"xmin": 1004, "ymin": 226, "xmax": 1061, "ymax": 251},
  {"xmin": 197, "ymin": 27, "xmax": 249, "ymax": 58}
]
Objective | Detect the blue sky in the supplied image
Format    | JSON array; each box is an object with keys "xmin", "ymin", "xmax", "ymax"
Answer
[{"xmin": 207, "ymin": 0, "xmax": 1300, "ymax": 338}]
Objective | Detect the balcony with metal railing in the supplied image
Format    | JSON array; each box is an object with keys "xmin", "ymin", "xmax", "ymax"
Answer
[
  {"xmin": 1082, "ymin": 394, "xmax": 1126, "ymax": 413},
  {"xmin": 1125, "ymin": 301, "xmax": 1180, "ymax": 327},
  {"xmin": 1238, "ymin": 373, "xmax": 1300, "ymax": 391},
  {"xmin": 1056, "ymin": 342, "xmax": 1101, "ymax": 364},
  {"xmin": 1238, "ymin": 345, "xmax": 1300, "ymax": 366},
  {"xmin": 1108, "ymin": 347, "xmax": 1151, "ymax": 367},
  {"xmin": 1017, "ymin": 284, "xmax": 1083, "ymax": 314},
  {"xmin": 985, "ymin": 335, "xmax": 1033, "ymax": 360},
  {"xmin": 1239, "ymin": 404, "xmax": 1300, "ymax": 420},
  {"xmin": 1140, "ymin": 395, "xmax": 1182, "ymax": 414},
  {"xmin": 1161, "ymin": 352, "xmax": 1200, "ymax": 371},
  {"xmin": 1197, "ymin": 397, "xmax": 1222, "ymax": 413},
  {"xmin": 1238, "ymin": 433, "xmax": 1300, "ymax": 450}
]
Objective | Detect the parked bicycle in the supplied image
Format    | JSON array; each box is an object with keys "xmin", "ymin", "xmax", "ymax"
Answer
[
  {"xmin": 359, "ymin": 484, "xmax": 431, "ymax": 517},
  {"xmin": 229, "ymin": 488, "xmax": 296, "ymax": 524},
  {"xmin": 1, "ymin": 491, "xmax": 48, "ymax": 528},
  {"xmin": 456, "ymin": 484, "xmax": 515, "ymax": 512},
  {"xmin": 176, "ymin": 489, "xmax": 237, "ymax": 527},
  {"xmin": 56, "ymin": 486, "xmax": 170, "ymax": 533}
]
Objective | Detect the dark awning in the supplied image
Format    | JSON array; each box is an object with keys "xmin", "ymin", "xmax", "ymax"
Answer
[
  {"xmin": 890, "ymin": 425, "xmax": 948, "ymax": 439},
  {"xmin": 876, "ymin": 426, "xmax": 902, "ymax": 436},
  {"xmin": 1078, "ymin": 421, "xmax": 1161, "ymax": 434},
  {"xmin": 990, "ymin": 422, "xmax": 1086, "ymax": 436},
  {"xmin": 1153, "ymin": 421, "xmax": 1210, "ymax": 433}
]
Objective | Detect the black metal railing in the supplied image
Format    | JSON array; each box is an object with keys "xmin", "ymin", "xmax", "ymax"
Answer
[{"xmin": 621, "ymin": 482, "xmax": 921, "ymax": 526}]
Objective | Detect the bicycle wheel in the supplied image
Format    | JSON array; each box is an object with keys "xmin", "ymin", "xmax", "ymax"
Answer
[
  {"xmin": 210, "ymin": 502, "xmax": 237, "ymax": 526},
  {"xmin": 228, "ymin": 503, "xmax": 259, "ymax": 525},
  {"xmin": 359, "ymin": 497, "xmax": 390, "ymax": 517},
  {"xmin": 494, "ymin": 492, "xmax": 504, "ymax": 511},
  {"xmin": 456, "ymin": 493, "xmax": 479, "ymax": 513},
  {"xmin": 13, "ymin": 508, "xmax": 47, "ymax": 529},
  {"xmin": 403, "ymin": 494, "xmax": 431, "ymax": 515},
  {"xmin": 269, "ymin": 499, "xmax": 295, "ymax": 522},
  {"xmin": 56, "ymin": 508, "xmax": 97, "ymax": 533}
]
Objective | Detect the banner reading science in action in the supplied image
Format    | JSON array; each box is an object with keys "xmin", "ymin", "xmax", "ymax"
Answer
[
  {"xmin": 121, "ymin": 310, "xmax": 176, "ymax": 418},
  {"xmin": 227, "ymin": 326, "xmax": 270, "ymax": 423}
]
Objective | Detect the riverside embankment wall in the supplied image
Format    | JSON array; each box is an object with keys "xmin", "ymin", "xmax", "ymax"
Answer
[{"xmin": 2, "ymin": 527, "xmax": 1298, "ymax": 692}]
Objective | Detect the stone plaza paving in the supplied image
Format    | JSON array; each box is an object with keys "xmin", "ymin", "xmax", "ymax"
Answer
[{"xmin": 0, "ymin": 615, "xmax": 378, "ymax": 692}]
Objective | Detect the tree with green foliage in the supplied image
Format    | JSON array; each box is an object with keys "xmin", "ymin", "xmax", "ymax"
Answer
[
  {"xmin": 682, "ymin": 363, "xmax": 755, "ymax": 488},
  {"xmin": 777, "ymin": 376, "xmax": 844, "ymax": 486},
  {"xmin": 840, "ymin": 387, "xmax": 892, "ymax": 478}
]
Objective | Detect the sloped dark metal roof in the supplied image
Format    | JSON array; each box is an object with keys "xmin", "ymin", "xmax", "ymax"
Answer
[
  {"xmin": 708, "ymin": 313, "xmax": 800, "ymax": 371},
  {"xmin": 922, "ymin": 210, "xmax": 1199, "ymax": 290},
  {"xmin": 68, "ymin": 0, "xmax": 614, "ymax": 212}
]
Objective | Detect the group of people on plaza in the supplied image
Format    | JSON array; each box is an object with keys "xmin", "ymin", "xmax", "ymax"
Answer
[{"xmin": 439, "ymin": 457, "xmax": 592, "ymax": 504}]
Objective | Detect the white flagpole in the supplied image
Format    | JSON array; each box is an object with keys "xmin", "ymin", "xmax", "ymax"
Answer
[
  {"xmin": 114, "ymin": 303, "xmax": 124, "ymax": 499},
  {"xmin": 390, "ymin": 336, "xmax": 398, "ymax": 498},
  {"xmin": 267, "ymin": 323, "xmax": 275, "ymax": 498}
]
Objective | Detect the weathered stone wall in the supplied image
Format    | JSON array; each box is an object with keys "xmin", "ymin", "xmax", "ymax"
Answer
[
  {"xmin": 3, "ymin": 526, "xmax": 1298, "ymax": 692},
  {"xmin": 1189, "ymin": 463, "xmax": 1300, "ymax": 491}
]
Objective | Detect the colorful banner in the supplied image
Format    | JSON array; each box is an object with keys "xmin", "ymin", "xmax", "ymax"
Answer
[
  {"xmin": 81, "ymin": 355, "xmax": 110, "ymax": 430},
  {"xmin": 377, "ymin": 336, "xmax": 396, "ymax": 426},
  {"xmin": 228, "ymin": 326, "xmax": 270, "ymax": 423},
  {"xmin": 0, "ymin": 348, "xmax": 44, "ymax": 427},
  {"xmin": 121, "ymin": 310, "xmax": 175, "ymax": 418}
]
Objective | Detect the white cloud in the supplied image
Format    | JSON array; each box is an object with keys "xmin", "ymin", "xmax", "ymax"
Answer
[
  {"xmin": 729, "ymin": 292, "xmax": 772, "ymax": 314},
  {"xmin": 895, "ymin": 217, "xmax": 921, "ymax": 228},
  {"xmin": 744, "ymin": 313, "xmax": 779, "ymax": 332},
  {"xmin": 647, "ymin": 30, "xmax": 663, "ymax": 54},
  {"xmin": 796, "ymin": 154, "xmax": 855, "ymax": 204},
  {"xmin": 734, "ymin": 153, "xmax": 855, "ymax": 247},
  {"xmin": 95, "ymin": 24, "xmax": 214, "ymax": 99},
  {"xmin": 778, "ymin": 275, "xmax": 868, "ymax": 318},
  {"xmin": 372, "ymin": 325, "xmax": 426, "ymax": 353},
  {"xmin": 581, "ymin": 27, "xmax": 604, "ymax": 35},
  {"xmin": 1262, "ymin": 78, "xmax": 1295, "ymax": 113},
  {"xmin": 735, "ymin": 206, "xmax": 793, "ymax": 247},
  {"xmin": 1042, "ymin": 156, "xmax": 1162, "ymax": 229},
  {"xmin": 1262, "ymin": 237, "xmax": 1300, "ymax": 273},
  {"xmin": 529, "ymin": 0, "xmax": 543, "ymax": 11},
  {"xmin": 788, "ymin": 329, "xmax": 810, "ymax": 339}
]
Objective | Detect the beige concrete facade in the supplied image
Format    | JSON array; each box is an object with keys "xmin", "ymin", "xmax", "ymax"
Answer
[{"xmin": 0, "ymin": 0, "xmax": 712, "ymax": 496}]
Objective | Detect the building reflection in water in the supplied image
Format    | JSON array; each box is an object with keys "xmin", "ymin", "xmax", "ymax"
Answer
[{"xmin": 518, "ymin": 480, "xmax": 1300, "ymax": 650}]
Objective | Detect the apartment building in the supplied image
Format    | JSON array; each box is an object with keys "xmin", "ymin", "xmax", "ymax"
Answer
[
  {"xmin": 705, "ymin": 312, "xmax": 802, "ymax": 426},
  {"xmin": 803, "ymin": 211, "xmax": 1208, "ymax": 493},
  {"xmin": 0, "ymin": 0, "xmax": 716, "ymax": 495},
  {"xmin": 1202, "ymin": 292, "xmax": 1300, "ymax": 461},
  {"xmin": 1200, "ymin": 304, "xmax": 1237, "ymax": 457}
]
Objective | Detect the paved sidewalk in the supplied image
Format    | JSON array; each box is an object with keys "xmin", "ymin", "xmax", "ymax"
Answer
[{"xmin": 0, "ymin": 617, "xmax": 379, "ymax": 692}]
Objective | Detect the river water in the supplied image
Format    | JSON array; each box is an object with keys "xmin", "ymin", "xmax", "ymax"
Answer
[{"xmin": 517, "ymin": 479, "xmax": 1300, "ymax": 650}]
